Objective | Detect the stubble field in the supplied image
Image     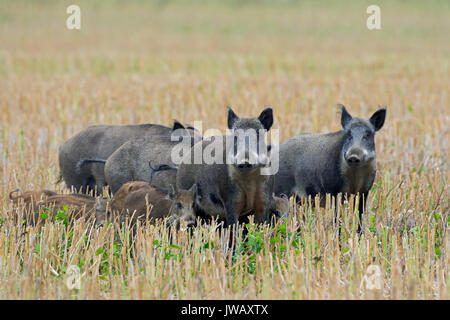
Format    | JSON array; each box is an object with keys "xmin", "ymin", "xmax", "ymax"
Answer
[{"xmin": 0, "ymin": 0, "xmax": 448, "ymax": 299}]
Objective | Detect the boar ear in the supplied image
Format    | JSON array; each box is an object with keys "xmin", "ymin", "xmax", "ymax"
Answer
[
  {"xmin": 227, "ymin": 106, "xmax": 239, "ymax": 129},
  {"xmin": 369, "ymin": 107, "xmax": 386, "ymax": 131},
  {"xmin": 126, "ymin": 183, "xmax": 135, "ymax": 193},
  {"xmin": 189, "ymin": 184, "xmax": 198, "ymax": 197},
  {"xmin": 258, "ymin": 107, "xmax": 273, "ymax": 131},
  {"xmin": 9, "ymin": 188, "xmax": 21, "ymax": 200},
  {"xmin": 186, "ymin": 125, "xmax": 198, "ymax": 132},
  {"xmin": 172, "ymin": 120, "xmax": 185, "ymax": 131},
  {"xmin": 168, "ymin": 184, "xmax": 176, "ymax": 200},
  {"xmin": 339, "ymin": 104, "xmax": 352, "ymax": 128}
]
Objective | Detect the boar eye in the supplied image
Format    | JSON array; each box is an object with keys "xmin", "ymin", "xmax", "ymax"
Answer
[{"xmin": 176, "ymin": 202, "xmax": 183, "ymax": 209}]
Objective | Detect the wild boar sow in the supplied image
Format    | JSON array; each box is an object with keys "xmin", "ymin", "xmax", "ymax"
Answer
[
  {"xmin": 273, "ymin": 105, "xmax": 386, "ymax": 232},
  {"xmin": 176, "ymin": 107, "xmax": 275, "ymax": 230}
]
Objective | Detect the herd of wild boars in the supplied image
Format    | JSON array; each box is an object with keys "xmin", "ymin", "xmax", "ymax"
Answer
[{"xmin": 9, "ymin": 104, "xmax": 386, "ymax": 236}]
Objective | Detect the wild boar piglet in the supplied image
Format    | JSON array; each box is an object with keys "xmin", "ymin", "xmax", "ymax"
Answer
[{"xmin": 109, "ymin": 181, "xmax": 197, "ymax": 229}]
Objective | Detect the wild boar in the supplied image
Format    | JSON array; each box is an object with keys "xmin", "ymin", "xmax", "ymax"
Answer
[
  {"xmin": 75, "ymin": 126, "xmax": 202, "ymax": 194},
  {"xmin": 272, "ymin": 194, "xmax": 290, "ymax": 220},
  {"xmin": 58, "ymin": 120, "xmax": 196, "ymax": 193},
  {"xmin": 273, "ymin": 105, "xmax": 386, "ymax": 232},
  {"xmin": 107, "ymin": 181, "xmax": 197, "ymax": 229},
  {"xmin": 176, "ymin": 107, "xmax": 275, "ymax": 242},
  {"xmin": 9, "ymin": 189, "xmax": 57, "ymax": 206}
]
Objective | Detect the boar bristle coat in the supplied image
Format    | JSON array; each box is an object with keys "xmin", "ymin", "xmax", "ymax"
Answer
[
  {"xmin": 109, "ymin": 181, "xmax": 197, "ymax": 228},
  {"xmin": 273, "ymin": 105, "xmax": 386, "ymax": 232},
  {"xmin": 10, "ymin": 191, "xmax": 107, "ymax": 226},
  {"xmin": 176, "ymin": 107, "xmax": 275, "ymax": 231},
  {"xmin": 9, "ymin": 189, "xmax": 58, "ymax": 205},
  {"xmin": 58, "ymin": 121, "xmax": 193, "ymax": 192}
]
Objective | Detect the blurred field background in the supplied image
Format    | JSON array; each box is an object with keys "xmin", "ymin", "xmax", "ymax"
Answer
[{"xmin": 0, "ymin": 0, "xmax": 448, "ymax": 299}]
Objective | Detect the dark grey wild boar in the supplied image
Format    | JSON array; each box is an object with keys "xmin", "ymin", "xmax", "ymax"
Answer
[
  {"xmin": 77, "ymin": 128, "xmax": 202, "ymax": 194},
  {"xmin": 106, "ymin": 181, "xmax": 197, "ymax": 229},
  {"xmin": 176, "ymin": 107, "xmax": 275, "ymax": 237},
  {"xmin": 273, "ymin": 105, "xmax": 386, "ymax": 232},
  {"xmin": 59, "ymin": 120, "xmax": 194, "ymax": 192}
]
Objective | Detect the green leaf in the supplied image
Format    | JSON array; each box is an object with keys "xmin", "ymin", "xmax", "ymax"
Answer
[
  {"xmin": 435, "ymin": 247, "xmax": 441, "ymax": 257},
  {"xmin": 95, "ymin": 247, "xmax": 104, "ymax": 256},
  {"xmin": 203, "ymin": 241, "xmax": 214, "ymax": 249},
  {"xmin": 278, "ymin": 223, "xmax": 287, "ymax": 235},
  {"xmin": 270, "ymin": 236, "xmax": 279, "ymax": 245}
]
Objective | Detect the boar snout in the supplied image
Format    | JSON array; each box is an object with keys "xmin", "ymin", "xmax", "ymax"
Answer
[
  {"xmin": 183, "ymin": 215, "xmax": 196, "ymax": 228},
  {"xmin": 233, "ymin": 152, "xmax": 268, "ymax": 172},
  {"xmin": 345, "ymin": 148, "xmax": 365, "ymax": 166},
  {"xmin": 167, "ymin": 216, "xmax": 196, "ymax": 230}
]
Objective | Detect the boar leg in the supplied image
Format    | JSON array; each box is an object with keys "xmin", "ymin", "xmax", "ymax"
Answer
[
  {"xmin": 224, "ymin": 197, "xmax": 245, "ymax": 249},
  {"xmin": 253, "ymin": 185, "xmax": 271, "ymax": 224},
  {"xmin": 357, "ymin": 191, "xmax": 369, "ymax": 235}
]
